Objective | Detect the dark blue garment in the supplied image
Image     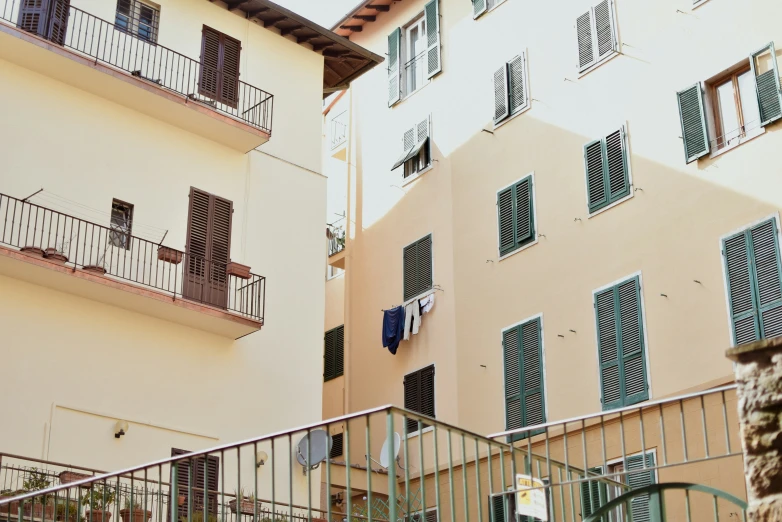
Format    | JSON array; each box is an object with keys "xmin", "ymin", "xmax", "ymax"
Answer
[{"xmin": 382, "ymin": 306, "xmax": 405, "ymax": 355}]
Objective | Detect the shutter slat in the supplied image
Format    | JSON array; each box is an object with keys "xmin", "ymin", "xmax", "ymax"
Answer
[
  {"xmin": 424, "ymin": 0, "xmax": 441, "ymax": 79},
  {"xmin": 585, "ymin": 140, "xmax": 607, "ymax": 210},
  {"xmin": 605, "ymin": 128, "xmax": 629, "ymax": 200},
  {"xmin": 508, "ymin": 54, "xmax": 526, "ymax": 115},
  {"xmin": 576, "ymin": 11, "xmax": 594, "ymax": 70},
  {"xmin": 751, "ymin": 43, "xmax": 782, "ymax": 126},
  {"xmin": 624, "ymin": 355, "xmax": 646, "ymax": 397},
  {"xmin": 594, "ymin": 0, "xmax": 614, "ymax": 59},
  {"xmin": 493, "ymin": 65, "xmax": 509, "ymax": 124},
  {"xmin": 677, "ymin": 84, "xmax": 710, "ymax": 163},
  {"xmin": 388, "ymin": 28, "xmax": 402, "ymax": 106}
]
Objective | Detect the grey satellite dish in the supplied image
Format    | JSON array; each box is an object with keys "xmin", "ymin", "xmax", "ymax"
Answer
[
  {"xmin": 295, "ymin": 429, "xmax": 331, "ymax": 473},
  {"xmin": 379, "ymin": 432, "xmax": 401, "ymax": 469}
]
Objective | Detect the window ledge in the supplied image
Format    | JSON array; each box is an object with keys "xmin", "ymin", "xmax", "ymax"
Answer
[
  {"xmin": 402, "ymin": 164, "xmax": 435, "ymax": 186},
  {"xmin": 707, "ymin": 128, "xmax": 766, "ymax": 160},
  {"xmin": 498, "ymin": 238, "xmax": 539, "ymax": 262},
  {"xmin": 404, "ymin": 426, "xmax": 434, "ymax": 439},
  {"xmin": 493, "ymin": 104, "xmax": 532, "ymax": 130},
  {"xmin": 393, "ymin": 80, "xmax": 432, "ymax": 108},
  {"xmin": 578, "ymin": 51, "xmax": 620, "ymax": 79},
  {"xmin": 587, "ymin": 192, "xmax": 634, "ymax": 219},
  {"xmin": 327, "ymin": 271, "xmax": 345, "ymax": 282}
]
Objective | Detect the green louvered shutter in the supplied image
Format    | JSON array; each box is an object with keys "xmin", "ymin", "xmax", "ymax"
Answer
[
  {"xmin": 520, "ymin": 318, "xmax": 545, "ymax": 426},
  {"xmin": 497, "ymin": 187, "xmax": 515, "ymax": 256},
  {"xmin": 618, "ymin": 277, "xmax": 649, "ymax": 405},
  {"xmin": 490, "ymin": 494, "xmax": 505, "ymax": 522},
  {"xmin": 593, "ymin": 0, "xmax": 615, "ymax": 61},
  {"xmin": 424, "ymin": 0, "xmax": 441, "ymax": 79},
  {"xmin": 472, "ymin": 0, "xmax": 487, "ymax": 18},
  {"xmin": 323, "ymin": 329, "xmax": 335, "ymax": 381},
  {"xmin": 503, "ymin": 326, "xmax": 522, "ymax": 432},
  {"xmin": 724, "ymin": 230, "xmax": 760, "ymax": 345},
  {"xmin": 403, "ymin": 242, "xmax": 418, "ymax": 301},
  {"xmin": 508, "ymin": 54, "xmax": 527, "ymax": 115},
  {"xmin": 334, "ymin": 325, "xmax": 344, "ymax": 377},
  {"xmin": 584, "ymin": 139, "xmax": 607, "ymax": 212},
  {"xmin": 576, "ymin": 10, "xmax": 594, "ymax": 71},
  {"xmin": 579, "ymin": 467, "xmax": 606, "ymax": 519},
  {"xmin": 605, "ymin": 128, "xmax": 630, "ymax": 201},
  {"xmin": 515, "ymin": 177, "xmax": 534, "ymax": 245},
  {"xmin": 750, "ymin": 220, "xmax": 782, "ymax": 339},
  {"xmin": 676, "ymin": 83, "xmax": 710, "ymax": 163},
  {"xmin": 595, "ymin": 288, "xmax": 622, "ymax": 411},
  {"xmin": 626, "ymin": 453, "xmax": 657, "ymax": 522},
  {"xmin": 493, "ymin": 64, "xmax": 509, "ymax": 124},
  {"xmin": 324, "ymin": 326, "xmax": 344, "ymax": 381},
  {"xmin": 403, "ymin": 235, "xmax": 433, "ymax": 301},
  {"xmin": 388, "ymin": 28, "xmax": 402, "ymax": 106},
  {"xmin": 751, "ymin": 43, "xmax": 782, "ymax": 127}
]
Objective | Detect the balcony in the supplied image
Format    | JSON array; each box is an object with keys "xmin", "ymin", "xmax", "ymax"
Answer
[
  {"xmin": 329, "ymin": 111, "xmax": 347, "ymax": 161},
  {"xmin": 0, "ymin": 0, "xmax": 273, "ymax": 152},
  {"xmin": 326, "ymin": 223, "xmax": 345, "ymax": 269},
  {"xmin": 0, "ymin": 193, "xmax": 265, "ymax": 339}
]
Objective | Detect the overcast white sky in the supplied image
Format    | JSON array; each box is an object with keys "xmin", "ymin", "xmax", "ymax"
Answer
[{"xmin": 275, "ymin": 0, "xmax": 359, "ymax": 27}]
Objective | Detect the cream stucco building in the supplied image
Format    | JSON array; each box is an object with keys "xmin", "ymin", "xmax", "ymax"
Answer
[
  {"xmin": 0, "ymin": 0, "xmax": 381, "ymax": 512},
  {"xmin": 320, "ymin": 0, "xmax": 782, "ymax": 518}
]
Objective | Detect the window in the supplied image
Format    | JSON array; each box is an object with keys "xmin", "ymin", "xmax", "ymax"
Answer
[
  {"xmin": 109, "ymin": 199, "xmax": 133, "ymax": 249},
  {"xmin": 323, "ymin": 325, "xmax": 345, "ymax": 382},
  {"xmin": 170, "ymin": 448, "xmax": 219, "ymax": 519},
  {"xmin": 580, "ymin": 452, "xmax": 657, "ymax": 522},
  {"xmin": 199, "ymin": 26, "xmax": 241, "ymax": 107},
  {"xmin": 490, "ymin": 484, "xmax": 549, "ymax": 522},
  {"xmin": 497, "ymin": 175, "xmax": 535, "ymax": 257},
  {"xmin": 676, "ymin": 42, "xmax": 782, "ymax": 163},
  {"xmin": 576, "ymin": 0, "xmax": 618, "ymax": 74},
  {"xmin": 329, "ymin": 433, "xmax": 343, "ymax": 459},
  {"xmin": 723, "ymin": 218, "xmax": 782, "ymax": 346},
  {"xmin": 403, "ymin": 365, "xmax": 435, "ymax": 434},
  {"xmin": 583, "ymin": 126, "xmax": 630, "ymax": 214},
  {"xmin": 18, "ymin": 0, "xmax": 69, "ymax": 45},
  {"xmin": 115, "ymin": 0, "xmax": 159, "ymax": 43},
  {"xmin": 392, "ymin": 116, "xmax": 432, "ymax": 179},
  {"xmin": 502, "ymin": 316, "xmax": 545, "ymax": 440},
  {"xmin": 327, "ymin": 265, "xmax": 344, "ymax": 280},
  {"xmin": 594, "ymin": 275, "xmax": 649, "ymax": 411},
  {"xmin": 493, "ymin": 53, "xmax": 530, "ymax": 125},
  {"xmin": 406, "ymin": 509, "xmax": 438, "ymax": 522},
  {"xmin": 472, "ymin": 0, "xmax": 507, "ymax": 19},
  {"xmin": 387, "ymin": 1, "xmax": 441, "ymax": 106},
  {"xmin": 403, "ymin": 235, "xmax": 433, "ymax": 302}
]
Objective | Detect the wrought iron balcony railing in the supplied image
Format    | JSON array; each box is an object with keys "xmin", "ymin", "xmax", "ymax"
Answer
[
  {"xmin": 330, "ymin": 111, "xmax": 347, "ymax": 151},
  {"xmin": 0, "ymin": 193, "xmax": 265, "ymax": 323},
  {"xmin": 0, "ymin": 0, "xmax": 273, "ymax": 134},
  {"xmin": 326, "ymin": 223, "xmax": 345, "ymax": 257}
]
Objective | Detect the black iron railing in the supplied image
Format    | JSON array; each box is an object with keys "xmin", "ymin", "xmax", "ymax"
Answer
[
  {"xmin": 330, "ymin": 111, "xmax": 347, "ymax": 150},
  {"xmin": 0, "ymin": 193, "xmax": 265, "ymax": 323},
  {"xmin": 0, "ymin": 1, "xmax": 273, "ymax": 134},
  {"xmin": 326, "ymin": 223, "xmax": 345, "ymax": 257}
]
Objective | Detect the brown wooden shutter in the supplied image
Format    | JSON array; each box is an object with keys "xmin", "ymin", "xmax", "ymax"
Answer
[
  {"xmin": 47, "ymin": 0, "xmax": 69, "ymax": 45},
  {"xmin": 169, "ymin": 449, "xmax": 219, "ymax": 522},
  {"xmin": 199, "ymin": 26, "xmax": 221, "ymax": 99},
  {"xmin": 184, "ymin": 187, "xmax": 232, "ymax": 309},
  {"xmin": 199, "ymin": 26, "xmax": 241, "ymax": 108},
  {"xmin": 18, "ymin": 0, "xmax": 50, "ymax": 36},
  {"xmin": 221, "ymin": 36, "xmax": 241, "ymax": 107}
]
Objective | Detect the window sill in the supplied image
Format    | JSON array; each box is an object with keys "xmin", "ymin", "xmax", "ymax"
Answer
[
  {"xmin": 404, "ymin": 426, "xmax": 434, "ymax": 439},
  {"xmin": 493, "ymin": 104, "xmax": 532, "ymax": 130},
  {"xmin": 402, "ymin": 164, "xmax": 435, "ymax": 186},
  {"xmin": 393, "ymin": 80, "xmax": 432, "ymax": 108},
  {"xmin": 475, "ymin": 0, "xmax": 508, "ymax": 19},
  {"xmin": 327, "ymin": 272, "xmax": 345, "ymax": 282},
  {"xmin": 498, "ymin": 238, "xmax": 538, "ymax": 262},
  {"xmin": 578, "ymin": 51, "xmax": 620, "ymax": 79},
  {"xmin": 403, "ymin": 287, "xmax": 437, "ymax": 307},
  {"xmin": 707, "ymin": 128, "xmax": 766, "ymax": 160},
  {"xmin": 587, "ymin": 192, "xmax": 634, "ymax": 219}
]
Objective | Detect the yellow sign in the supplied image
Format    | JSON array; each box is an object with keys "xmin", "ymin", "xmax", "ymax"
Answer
[{"xmin": 515, "ymin": 474, "xmax": 548, "ymax": 521}]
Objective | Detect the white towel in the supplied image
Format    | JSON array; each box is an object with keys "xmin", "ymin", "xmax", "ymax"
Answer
[
  {"xmin": 419, "ymin": 294, "xmax": 435, "ymax": 314},
  {"xmin": 404, "ymin": 301, "xmax": 421, "ymax": 340}
]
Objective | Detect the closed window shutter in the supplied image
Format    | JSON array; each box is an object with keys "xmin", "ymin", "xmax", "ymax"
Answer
[
  {"xmin": 388, "ymin": 28, "xmax": 402, "ymax": 106},
  {"xmin": 724, "ymin": 231, "xmax": 760, "ymax": 345},
  {"xmin": 605, "ymin": 128, "xmax": 629, "ymax": 200},
  {"xmin": 403, "ymin": 242, "xmax": 418, "ymax": 302},
  {"xmin": 520, "ymin": 319, "xmax": 545, "ymax": 426},
  {"xmin": 334, "ymin": 325, "xmax": 345, "ymax": 376},
  {"xmin": 514, "ymin": 177, "xmax": 533, "ymax": 244},
  {"xmin": 324, "ymin": 326, "xmax": 345, "ymax": 381},
  {"xmin": 424, "ymin": 0, "xmax": 441, "ymax": 79},
  {"xmin": 593, "ymin": 0, "xmax": 615, "ymax": 60},
  {"xmin": 403, "ymin": 235, "xmax": 433, "ymax": 301},
  {"xmin": 329, "ymin": 433, "xmax": 344, "ymax": 458},
  {"xmin": 750, "ymin": 220, "xmax": 782, "ymax": 339},
  {"xmin": 508, "ymin": 54, "xmax": 527, "ymax": 115},
  {"xmin": 404, "ymin": 369, "xmax": 420, "ymax": 433},
  {"xmin": 424, "ymin": 511, "xmax": 438, "ymax": 522},
  {"xmin": 626, "ymin": 453, "xmax": 656, "ymax": 522},
  {"xmin": 576, "ymin": 10, "xmax": 594, "ymax": 71},
  {"xmin": 751, "ymin": 42, "xmax": 782, "ymax": 127},
  {"xmin": 210, "ymin": 196, "xmax": 232, "ymax": 306},
  {"xmin": 200, "ymin": 27, "xmax": 221, "ymax": 99},
  {"xmin": 585, "ymin": 128, "xmax": 630, "ymax": 213},
  {"xmin": 47, "ymin": 0, "xmax": 70, "ymax": 45},
  {"xmin": 169, "ymin": 449, "xmax": 219, "ymax": 522},
  {"xmin": 17, "ymin": 0, "xmax": 49, "ymax": 35},
  {"xmin": 221, "ymin": 35, "xmax": 241, "ymax": 107},
  {"xmin": 584, "ymin": 139, "xmax": 607, "ymax": 211},
  {"xmin": 596, "ymin": 288, "xmax": 622, "ymax": 411},
  {"xmin": 472, "ymin": 0, "xmax": 487, "ymax": 19},
  {"xmin": 323, "ymin": 330, "xmax": 335, "ymax": 381},
  {"xmin": 199, "ymin": 27, "xmax": 241, "ymax": 107},
  {"xmin": 503, "ymin": 327, "xmax": 522, "ymax": 431},
  {"xmin": 490, "ymin": 495, "xmax": 505, "ymax": 522},
  {"xmin": 497, "ymin": 187, "xmax": 515, "ymax": 256},
  {"xmin": 676, "ymin": 83, "xmax": 710, "ymax": 163},
  {"xmin": 493, "ymin": 65, "xmax": 509, "ymax": 124},
  {"xmin": 420, "ymin": 365, "xmax": 435, "ymax": 418},
  {"xmin": 579, "ymin": 467, "xmax": 607, "ymax": 518}
]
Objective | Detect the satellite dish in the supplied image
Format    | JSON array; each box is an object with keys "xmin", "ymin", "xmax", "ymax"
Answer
[
  {"xmin": 295, "ymin": 430, "xmax": 331, "ymax": 472},
  {"xmin": 379, "ymin": 432, "xmax": 401, "ymax": 469}
]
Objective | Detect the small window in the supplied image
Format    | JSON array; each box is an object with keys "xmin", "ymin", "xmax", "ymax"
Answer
[
  {"xmin": 392, "ymin": 116, "xmax": 432, "ymax": 179},
  {"xmin": 497, "ymin": 175, "xmax": 535, "ymax": 257},
  {"xmin": 580, "ymin": 452, "xmax": 656, "ymax": 521},
  {"xmin": 583, "ymin": 126, "xmax": 631, "ymax": 214},
  {"xmin": 707, "ymin": 65, "xmax": 762, "ymax": 152},
  {"xmin": 403, "ymin": 364, "xmax": 435, "ymax": 434},
  {"xmin": 404, "ymin": 15, "xmax": 428, "ymax": 97},
  {"xmin": 493, "ymin": 54, "xmax": 530, "ymax": 125},
  {"xmin": 109, "ymin": 199, "xmax": 134, "ymax": 249},
  {"xmin": 115, "ymin": 0, "xmax": 159, "ymax": 43},
  {"xmin": 329, "ymin": 433, "xmax": 343, "ymax": 459},
  {"xmin": 472, "ymin": 0, "xmax": 507, "ymax": 19},
  {"xmin": 576, "ymin": 0, "xmax": 618, "ymax": 74},
  {"xmin": 323, "ymin": 325, "xmax": 345, "ymax": 382},
  {"xmin": 403, "ymin": 235, "xmax": 433, "ymax": 302},
  {"xmin": 502, "ymin": 316, "xmax": 545, "ymax": 439}
]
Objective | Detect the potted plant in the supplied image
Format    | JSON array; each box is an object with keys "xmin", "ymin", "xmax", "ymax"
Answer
[
  {"xmin": 44, "ymin": 238, "xmax": 70, "ymax": 265},
  {"xmin": 59, "ymin": 470, "xmax": 91, "ymax": 485},
  {"xmin": 228, "ymin": 489, "xmax": 259, "ymax": 515},
  {"xmin": 185, "ymin": 512, "xmax": 217, "ymax": 522},
  {"xmin": 20, "ymin": 246, "xmax": 45, "ymax": 258},
  {"xmin": 81, "ymin": 484, "xmax": 116, "ymax": 522},
  {"xmin": 55, "ymin": 500, "xmax": 80, "ymax": 522},
  {"xmin": 0, "ymin": 489, "xmax": 23, "ymax": 516},
  {"xmin": 22, "ymin": 468, "xmax": 55, "ymax": 519},
  {"xmin": 119, "ymin": 495, "xmax": 152, "ymax": 522}
]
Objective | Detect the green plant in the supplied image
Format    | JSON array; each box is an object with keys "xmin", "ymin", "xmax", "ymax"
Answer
[
  {"xmin": 56, "ymin": 500, "xmax": 80, "ymax": 522},
  {"xmin": 80, "ymin": 485, "xmax": 116, "ymax": 511},
  {"xmin": 123, "ymin": 494, "xmax": 148, "ymax": 511},
  {"xmin": 184, "ymin": 512, "xmax": 217, "ymax": 522},
  {"xmin": 23, "ymin": 468, "xmax": 52, "ymax": 505}
]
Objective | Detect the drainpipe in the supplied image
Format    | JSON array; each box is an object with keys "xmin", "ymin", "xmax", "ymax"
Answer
[{"xmin": 343, "ymin": 86, "xmax": 354, "ymax": 418}]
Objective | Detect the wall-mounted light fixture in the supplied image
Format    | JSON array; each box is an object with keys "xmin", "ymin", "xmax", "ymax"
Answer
[
  {"xmin": 256, "ymin": 451, "xmax": 269, "ymax": 468},
  {"xmin": 114, "ymin": 420, "xmax": 129, "ymax": 439}
]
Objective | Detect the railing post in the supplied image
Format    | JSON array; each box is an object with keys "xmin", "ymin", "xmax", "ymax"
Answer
[
  {"xmin": 387, "ymin": 411, "xmax": 396, "ymax": 522},
  {"xmin": 726, "ymin": 337, "xmax": 782, "ymax": 521}
]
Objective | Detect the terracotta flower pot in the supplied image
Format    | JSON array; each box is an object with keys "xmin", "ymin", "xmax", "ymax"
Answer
[
  {"xmin": 44, "ymin": 248, "xmax": 69, "ymax": 265},
  {"xmin": 85, "ymin": 510, "xmax": 112, "ymax": 522},
  {"xmin": 177, "ymin": 496, "xmax": 185, "ymax": 507},
  {"xmin": 82, "ymin": 265, "xmax": 107, "ymax": 276},
  {"xmin": 21, "ymin": 246, "xmax": 45, "ymax": 258},
  {"xmin": 119, "ymin": 508, "xmax": 152, "ymax": 522},
  {"xmin": 157, "ymin": 246, "xmax": 183, "ymax": 264},
  {"xmin": 24, "ymin": 502, "xmax": 55, "ymax": 519},
  {"xmin": 0, "ymin": 497, "xmax": 19, "ymax": 516},
  {"xmin": 226, "ymin": 262, "xmax": 251, "ymax": 280},
  {"xmin": 228, "ymin": 499, "xmax": 260, "ymax": 515}
]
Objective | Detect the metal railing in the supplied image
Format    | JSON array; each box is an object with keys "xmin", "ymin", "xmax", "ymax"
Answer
[
  {"xmin": 330, "ymin": 112, "xmax": 347, "ymax": 151},
  {"xmin": 0, "ymin": 1, "xmax": 273, "ymax": 134},
  {"xmin": 0, "ymin": 387, "xmax": 746, "ymax": 522},
  {"xmin": 327, "ymin": 224, "xmax": 345, "ymax": 258},
  {"xmin": 0, "ymin": 192, "xmax": 265, "ymax": 323}
]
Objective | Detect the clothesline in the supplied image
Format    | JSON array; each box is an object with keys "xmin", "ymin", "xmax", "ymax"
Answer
[{"xmin": 380, "ymin": 285, "xmax": 444, "ymax": 312}]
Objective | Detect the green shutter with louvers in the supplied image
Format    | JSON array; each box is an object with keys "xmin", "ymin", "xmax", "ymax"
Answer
[
  {"xmin": 584, "ymin": 139, "xmax": 607, "ymax": 211},
  {"xmin": 497, "ymin": 176, "xmax": 535, "ymax": 257},
  {"xmin": 323, "ymin": 325, "xmax": 344, "ymax": 381},
  {"xmin": 576, "ymin": 10, "xmax": 594, "ymax": 71},
  {"xmin": 472, "ymin": 0, "xmax": 487, "ymax": 18},
  {"xmin": 388, "ymin": 28, "xmax": 402, "ymax": 107},
  {"xmin": 503, "ymin": 317, "xmax": 545, "ymax": 441},
  {"xmin": 676, "ymin": 83, "xmax": 710, "ymax": 163},
  {"xmin": 424, "ymin": 0, "xmax": 441, "ymax": 79},
  {"xmin": 751, "ymin": 42, "xmax": 782, "ymax": 127},
  {"xmin": 403, "ymin": 235, "xmax": 433, "ymax": 301},
  {"xmin": 404, "ymin": 365, "xmax": 435, "ymax": 433},
  {"xmin": 593, "ymin": 0, "xmax": 615, "ymax": 60},
  {"xmin": 490, "ymin": 494, "xmax": 505, "ymax": 522},
  {"xmin": 493, "ymin": 64, "xmax": 509, "ymax": 124},
  {"xmin": 508, "ymin": 54, "xmax": 527, "ymax": 115},
  {"xmin": 723, "ymin": 219, "xmax": 782, "ymax": 345},
  {"xmin": 579, "ymin": 467, "xmax": 607, "ymax": 519},
  {"xmin": 595, "ymin": 276, "xmax": 648, "ymax": 410},
  {"xmin": 584, "ymin": 128, "xmax": 630, "ymax": 214},
  {"xmin": 497, "ymin": 187, "xmax": 515, "ymax": 255},
  {"xmin": 626, "ymin": 453, "xmax": 657, "ymax": 522},
  {"xmin": 503, "ymin": 326, "xmax": 522, "ymax": 432}
]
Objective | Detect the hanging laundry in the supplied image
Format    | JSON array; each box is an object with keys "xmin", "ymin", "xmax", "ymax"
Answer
[
  {"xmin": 382, "ymin": 306, "xmax": 405, "ymax": 355},
  {"xmin": 419, "ymin": 294, "xmax": 435, "ymax": 314},
  {"xmin": 403, "ymin": 300, "xmax": 421, "ymax": 341}
]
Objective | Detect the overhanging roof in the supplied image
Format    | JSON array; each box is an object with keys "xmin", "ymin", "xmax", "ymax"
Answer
[
  {"xmin": 331, "ymin": 0, "xmax": 401, "ymax": 38},
  {"xmin": 214, "ymin": 0, "xmax": 384, "ymax": 94}
]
